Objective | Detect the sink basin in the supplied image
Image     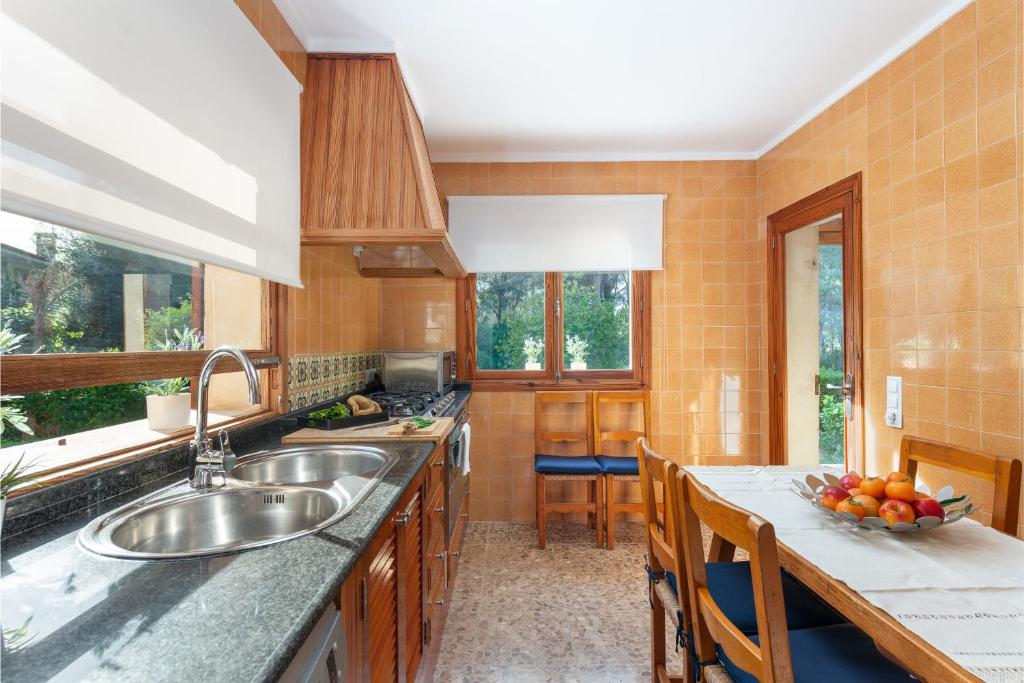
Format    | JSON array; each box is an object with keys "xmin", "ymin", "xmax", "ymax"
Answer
[
  {"xmin": 80, "ymin": 444, "xmax": 401, "ymax": 560},
  {"xmin": 229, "ymin": 445, "xmax": 396, "ymax": 486},
  {"xmin": 79, "ymin": 485, "xmax": 347, "ymax": 560}
]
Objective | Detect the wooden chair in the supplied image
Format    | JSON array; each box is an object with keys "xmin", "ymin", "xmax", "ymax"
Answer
[
  {"xmin": 534, "ymin": 391, "xmax": 603, "ymax": 549},
  {"xmin": 638, "ymin": 437, "xmax": 699, "ymax": 683},
  {"xmin": 900, "ymin": 436, "xmax": 1022, "ymax": 536},
  {"xmin": 593, "ymin": 390, "xmax": 651, "ymax": 549},
  {"xmin": 674, "ymin": 471, "xmax": 912, "ymax": 683}
]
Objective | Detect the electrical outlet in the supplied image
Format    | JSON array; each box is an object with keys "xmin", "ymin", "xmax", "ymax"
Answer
[{"xmin": 884, "ymin": 376, "xmax": 902, "ymax": 428}]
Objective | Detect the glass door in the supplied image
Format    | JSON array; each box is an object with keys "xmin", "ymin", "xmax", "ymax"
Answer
[
  {"xmin": 768, "ymin": 175, "xmax": 862, "ymax": 470},
  {"xmin": 784, "ymin": 214, "xmax": 847, "ymax": 466}
]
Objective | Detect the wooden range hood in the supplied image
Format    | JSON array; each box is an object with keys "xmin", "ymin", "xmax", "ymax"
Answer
[{"xmin": 300, "ymin": 54, "xmax": 465, "ymax": 278}]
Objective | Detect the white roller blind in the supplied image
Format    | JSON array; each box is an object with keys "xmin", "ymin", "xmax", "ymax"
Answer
[
  {"xmin": 1, "ymin": 0, "xmax": 303, "ymax": 287},
  {"xmin": 448, "ymin": 195, "xmax": 664, "ymax": 273}
]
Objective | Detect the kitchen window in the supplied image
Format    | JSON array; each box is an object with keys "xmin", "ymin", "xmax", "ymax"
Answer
[
  {"xmin": 0, "ymin": 210, "xmax": 285, "ymax": 479},
  {"xmin": 457, "ymin": 270, "xmax": 650, "ymax": 390}
]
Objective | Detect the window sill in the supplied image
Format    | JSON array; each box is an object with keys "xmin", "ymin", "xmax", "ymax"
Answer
[
  {"xmin": 467, "ymin": 378, "xmax": 648, "ymax": 392},
  {"xmin": 2, "ymin": 406, "xmax": 270, "ymax": 494}
]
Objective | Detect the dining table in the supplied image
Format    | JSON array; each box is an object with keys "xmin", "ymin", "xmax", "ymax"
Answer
[{"xmin": 683, "ymin": 464, "xmax": 1024, "ymax": 683}]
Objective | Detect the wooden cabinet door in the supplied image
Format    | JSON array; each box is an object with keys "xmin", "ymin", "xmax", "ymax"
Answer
[
  {"xmin": 338, "ymin": 570, "xmax": 364, "ymax": 683},
  {"xmin": 395, "ymin": 490, "xmax": 423, "ymax": 682},
  {"xmin": 366, "ymin": 530, "xmax": 399, "ymax": 683}
]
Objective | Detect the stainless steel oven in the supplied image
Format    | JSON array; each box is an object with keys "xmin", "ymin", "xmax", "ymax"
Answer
[
  {"xmin": 445, "ymin": 406, "xmax": 469, "ymax": 544},
  {"xmin": 382, "ymin": 351, "xmax": 456, "ymax": 394}
]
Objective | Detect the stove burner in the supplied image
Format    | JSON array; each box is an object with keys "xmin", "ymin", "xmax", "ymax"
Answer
[{"xmin": 367, "ymin": 389, "xmax": 448, "ymax": 418}]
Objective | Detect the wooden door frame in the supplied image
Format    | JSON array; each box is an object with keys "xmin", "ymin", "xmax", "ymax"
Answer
[{"xmin": 767, "ymin": 173, "xmax": 863, "ymax": 471}]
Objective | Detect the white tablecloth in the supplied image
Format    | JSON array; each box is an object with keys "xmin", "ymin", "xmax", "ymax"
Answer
[{"xmin": 685, "ymin": 465, "xmax": 1024, "ymax": 683}]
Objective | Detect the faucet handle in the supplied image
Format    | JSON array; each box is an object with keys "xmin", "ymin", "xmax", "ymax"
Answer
[{"xmin": 218, "ymin": 429, "xmax": 236, "ymax": 474}]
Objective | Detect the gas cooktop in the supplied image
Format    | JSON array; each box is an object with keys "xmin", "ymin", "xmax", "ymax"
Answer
[{"xmin": 366, "ymin": 389, "xmax": 458, "ymax": 419}]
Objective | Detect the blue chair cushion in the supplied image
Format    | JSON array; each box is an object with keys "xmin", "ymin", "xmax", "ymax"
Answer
[
  {"xmin": 658, "ymin": 562, "xmax": 842, "ymax": 634},
  {"xmin": 717, "ymin": 623, "xmax": 914, "ymax": 682},
  {"xmin": 534, "ymin": 454, "xmax": 603, "ymax": 475},
  {"xmin": 596, "ymin": 455, "xmax": 640, "ymax": 475},
  {"xmin": 706, "ymin": 561, "xmax": 844, "ymax": 634}
]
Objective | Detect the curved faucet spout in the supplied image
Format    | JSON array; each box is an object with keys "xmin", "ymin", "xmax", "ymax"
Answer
[{"xmin": 190, "ymin": 346, "xmax": 261, "ymax": 488}]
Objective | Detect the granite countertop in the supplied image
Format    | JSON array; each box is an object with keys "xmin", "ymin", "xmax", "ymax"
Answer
[{"xmin": 0, "ymin": 438, "xmax": 436, "ymax": 682}]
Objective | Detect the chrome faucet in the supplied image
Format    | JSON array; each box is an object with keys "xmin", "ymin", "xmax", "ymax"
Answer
[{"xmin": 189, "ymin": 346, "xmax": 261, "ymax": 489}]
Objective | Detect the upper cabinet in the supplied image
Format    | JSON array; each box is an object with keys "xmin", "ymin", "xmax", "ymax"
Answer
[{"xmin": 301, "ymin": 54, "xmax": 465, "ymax": 278}]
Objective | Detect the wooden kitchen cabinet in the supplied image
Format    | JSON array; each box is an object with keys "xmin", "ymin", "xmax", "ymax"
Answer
[{"xmin": 338, "ymin": 444, "xmax": 443, "ymax": 682}]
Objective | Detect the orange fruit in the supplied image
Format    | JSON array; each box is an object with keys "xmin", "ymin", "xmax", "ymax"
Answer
[
  {"xmin": 884, "ymin": 479, "xmax": 916, "ymax": 503},
  {"xmin": 860, "ymin": 476, "xmax": 886, "ymax": 498},
  {"xmin": 836, "ymin": 498, "xmax": 868, "ymax": 521},
  {"xmin": 852, "ymin": 494, "xmax": 881, "ymax": 518}
]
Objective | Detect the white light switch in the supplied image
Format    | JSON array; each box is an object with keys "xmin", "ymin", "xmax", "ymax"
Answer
[{"xmin": 885, "ymin": 375, "xmax": 902, "ymax": 428}]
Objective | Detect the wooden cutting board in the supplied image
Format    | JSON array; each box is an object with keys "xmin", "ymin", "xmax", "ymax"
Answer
[{"xmin": 282, "ymin": 416, "xmax": 454, "ymax": 444}]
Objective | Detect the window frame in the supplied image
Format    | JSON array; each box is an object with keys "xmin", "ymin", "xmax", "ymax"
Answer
[
  {"xmin": 0, "ymin": 278, "xmax": 289, "ymax": 483},
  {"xmin": 456, "ymin": 271, "xmax": 651, "ymax": 391}
]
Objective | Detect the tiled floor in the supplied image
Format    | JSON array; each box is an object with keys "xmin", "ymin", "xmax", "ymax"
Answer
[{"xmin": 433, "ymin": 521, "xmax": 684, "ymax": 682}]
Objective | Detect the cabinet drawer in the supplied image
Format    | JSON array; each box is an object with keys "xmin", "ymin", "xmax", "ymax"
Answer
[
  {"xmin": 425, "ymin": 489, "xmax": 445, "ymax": 557},
  {"xmin": 447, "ymin": 491, "xmax": 469, "ymax": 587},
  {"xmin": 426, "ymin": 447, "xmax": 444, "ymax": 503},
  {"xmin": 426, "ymin": 544, "xmax": 446, "ymax": 606}
]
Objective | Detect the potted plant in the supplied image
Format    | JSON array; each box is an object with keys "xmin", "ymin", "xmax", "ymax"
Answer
[
  {"xmin": 145, "ymin": 327, "xmax": 204, "ymax": 431},
  {"xmin": 1, "ymin": 454, "xmax": 40, "ymax": 538},
  {"xmin": 144, "ymin": 376, "xmax": 192, "ymax": 430},
  {"xmin": 522, "ymin": 336, "xmax": 543, "ymax": 371},
  {"xmin": 566, "ymin": 335, "xmax": 589, "ymax": 370}
]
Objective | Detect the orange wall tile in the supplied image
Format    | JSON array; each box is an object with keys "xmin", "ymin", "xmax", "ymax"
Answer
[
  {"xmin": 288, "ymin": 247, "xmax": 383, "ymax": 354},
  {"xmin": 402, "ymin": 161, "xmax": 764, "ymax": 520},
  {"xmin": 757, "ymin": 0, "xmax": 1023, "ymax": 529}
]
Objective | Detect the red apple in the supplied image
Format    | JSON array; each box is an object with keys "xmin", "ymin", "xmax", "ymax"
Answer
[
  {"xmin": 821, "ymin": 485, "xmax": 852, "ymax": 510},
  {"xmin": 911, "ymin": 497, "xmax": 945, "ymax": 521},
  {"xmin": 839, "ymin": 473, "xmax": 863, "ymax": 490},
  {"xmin": 879, "ymin": 499, "xmax": 915, "ymax": 527}
]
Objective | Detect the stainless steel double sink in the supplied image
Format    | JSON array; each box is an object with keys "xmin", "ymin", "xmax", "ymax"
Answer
[{"xmin": 79, "ymin": 445, "xmax": 398, "ymax": 560}]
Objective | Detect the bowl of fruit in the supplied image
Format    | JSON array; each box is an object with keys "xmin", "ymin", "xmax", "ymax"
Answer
[{"xmin": 792, "ymin": 470, "xmax": 978, "ymax": 532}]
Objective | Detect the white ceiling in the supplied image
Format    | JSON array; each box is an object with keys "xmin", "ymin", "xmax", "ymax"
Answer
[{"xmin": 274, "ymin": 0, "xmax": 972, "ymax": 161}]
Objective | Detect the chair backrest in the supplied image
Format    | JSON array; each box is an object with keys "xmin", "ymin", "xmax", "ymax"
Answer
[
  {"xmin": 535, "ymin": 391, "xmax": 593, "ymax": 456},
  {"xmin": 899, "ymin": 436, "xmax": 1023, "ymax": 535},
  {"xmin": 593, "ymin": 390, "xmax": 651, "ymax": 455},
  {"xmin": 674, "ymin": 470, "xmax": 794, "ymax": 683},
  {"xmin": 637, "ymin": 438, "xmax": 688, "ymax": 605}
]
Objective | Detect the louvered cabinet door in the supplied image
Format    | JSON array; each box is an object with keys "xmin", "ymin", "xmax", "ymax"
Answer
[
  {"xmin": 366, "ymin": 532, "xmax": 399, "ymax": 683},
  {"xmin": 395, "ymin": 491, "xmax": 423, "ymax": 682}
]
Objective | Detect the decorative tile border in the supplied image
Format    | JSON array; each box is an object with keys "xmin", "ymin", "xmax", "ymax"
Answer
[{"xmin": 287, "ymin": 351, "xmax": 383, "ymax": 411}]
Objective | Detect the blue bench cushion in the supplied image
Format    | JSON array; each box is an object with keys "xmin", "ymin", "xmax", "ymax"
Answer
[
  {"xmin": 534, "ymin": 454, "xmax": 603, "ymax": 475},
  {"xmin": 717, "ymin": 623, "xmax": 914, "ymax": 682},
  {"xmin": 660, "ymin": 562, "xmax": 842, "ymax": 634},
  {"xmin": 706, "ymin": 561, "xmax": 844, "ymax": 634},
  {"xmin": 596, "ymin": 455, "xmax": 640, "ymax": 475}
]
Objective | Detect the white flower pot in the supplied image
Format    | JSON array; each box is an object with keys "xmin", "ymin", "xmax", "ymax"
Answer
[
  {"xmin": 570, "ymin": 361, "xmax": 588, "ymax": 370},
  {"xmin": 524, "ymin": 362, "xmax": 542, "ymax": 371},
  {"xmin": 146, "ymin": 393, "xmax": 191, "ymax": 431}
]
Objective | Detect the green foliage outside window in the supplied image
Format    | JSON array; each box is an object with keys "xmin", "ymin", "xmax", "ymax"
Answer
[
  {"xmin": 475, "ymin": 271, "xmax": 631, "ymax": 372},
  {"xmin": 817, "ymin": 244, "xmax": 845, "ymax": 465},
  {"xmin": 476, "ymin": 273, "xmax": 545, "ymax": 370},
  {"xmin": 562, "ymin": 271, "xmax": 630, "ymax": 369},
  {"xmin": 0, "ymin": 215, "xmax": 199, "ymax": 449}
]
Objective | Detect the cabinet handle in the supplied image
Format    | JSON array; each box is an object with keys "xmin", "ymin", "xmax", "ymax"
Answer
[
  {"xmin": 360, "ymin": 577, "xmax": 368, "ymax": 621},
  {"xmin": 434, "ymin": 506, "xmax": 444, "ymax": 514},
  {"xmin": 461, "ymin": 512, "xmax": 469, "ymax": 519},
  {"xmin": 435, "ymin": 599, "xmax": 445, "ymax": 606},
  {"xmin": 435, "ymin": 551, "xmax": 447, "ymax": 560},
  {"xmin": 450, "ymin": 550, "xmax": 461, "ymax": 557},
  {"xmin": 431, "ymin": 461, "xmax": 444, "ymax": 468},
  {"xmin": 395, "ymin": 511, "xmax": 410, "ymax": 525}
]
